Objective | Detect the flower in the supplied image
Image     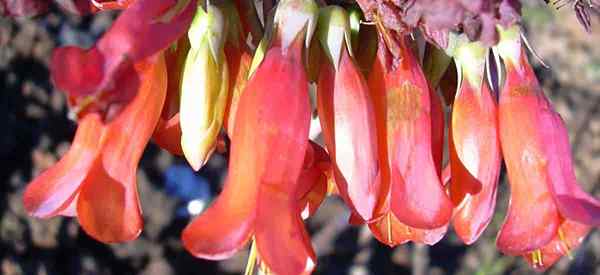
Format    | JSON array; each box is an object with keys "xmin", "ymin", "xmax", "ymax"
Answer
[
  {"xmin": 316, "ymin": 6, "xmax": 381, "ymax": 222},
  {"xmin": 181, "ymin": 1, "xmax": 320, "ymax": 274},
  {"xmin": 495, "ymin": 25, "xmax": 600, "ymax": 270},
  {"xmin": 368, "ymin": 32, "xmax": 453, "ymax": 230},
  {"xmin": 448, "ymin": 39, "xmax": 501, "ymax": 244},
  {"xmin": 363, "ymin": 32, "xmax": 450, "ymax": 245},
  {"xmin": 23, "ymin": 54, "xmax": 167, "ymax": 243}
]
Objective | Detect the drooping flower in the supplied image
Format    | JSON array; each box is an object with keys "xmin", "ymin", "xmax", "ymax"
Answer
[
  {"xmin": 366, "ymin": 33, "xmax": 449, "ymax": 245},
  {"xmin": 369, "ymin": 31, "xmax": 453, "ymax": 230},
  {"xmin": 316, "ymin": 6, "xmax": 381, "ymax": 222},
  {"xmin": 448, "ymin": 39, "xmax": 501, "ymax": 245},
  {"xmin": 23, "ymin": 54, "xmax": 168, "ymax": 243},
  {"xmin": 495, "ymin": 25, "xmax": 600, "ymax": 270},
  {"xmin": 181, "ymin": 1, "xmax": 320, "ymax": 274}
]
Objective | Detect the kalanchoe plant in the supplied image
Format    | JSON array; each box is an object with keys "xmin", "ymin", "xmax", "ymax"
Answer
[{"xmin": 7, "ymin": 0, "xmax": 600, "ymax": 273}]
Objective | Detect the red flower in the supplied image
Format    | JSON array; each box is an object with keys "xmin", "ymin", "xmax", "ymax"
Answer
[
  {"xmin": 495, "ymin": 26, "xmax": 600, "ymax": 269},
  {"xmin": 369, "ymin": 33, "xmax": 453, "ymax": 230},
  {"xmin": 364, "ymin": 33, "xmax": 450, "ymax": 245},
  {"xmin": 181, "ymin": 2, "xmax": 320, "ymax": 274},
  {"xmin": 316, "ymin": 6, "xmax": 381, "ymax": 222},
  {"xmin": 449, "ymin": 40, "xmax": 501, "ymax": 244},
  {"xmin": 23, "ymin": 54, "xmax": 168, "ymax": 243}
]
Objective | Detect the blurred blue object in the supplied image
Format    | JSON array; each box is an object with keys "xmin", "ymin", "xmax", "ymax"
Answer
[{"xmin": 163, "ymin": 164, "xmax": 211, "ymax": 218}]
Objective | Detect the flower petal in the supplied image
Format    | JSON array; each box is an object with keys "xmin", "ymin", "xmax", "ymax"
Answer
[
  {"xmin": 76, "ymin": 54, "xmax": 167, "ymax": 243},
  {"xmin": 317, "ymin": 48, "xmax": 380, "ymax": 221},
  {"xmin": 153, "ymin": 37, "xmax": 189, "ymax": 155},
  {"xmin": 496, "ymin": 56, "xmax": 561, "ymax": 256},
  {"xmin": 23, "ymin": 113, "xmax": 104, "ymax": 218},
  {"xmin": 297, "ymin": 142, "xmax": 330, "ymax": 219},
  {"xmin": 369, "ymin": 202, "xmax": 447, "ymax": 246},
  {"xmin": 538, "ymin": 95, "xmax": 600, "ymax": 226},
  {"xmin": 522, "ymin": 219, "xmax": 590, "ymax": 271},
  {"xmin": 450, "ymin": 81, "xmax": 501, "ymax": 244},
  {"xmin": 256, "ymin": 188, "xmax": 316, "ymax": 275},
  {"xmin": 382, "ymin": 36, "xmax": 452, "ymax": 229},
  {"xmin": 224, "ymin": 49, "xmax": 252, "ymax": 137}
]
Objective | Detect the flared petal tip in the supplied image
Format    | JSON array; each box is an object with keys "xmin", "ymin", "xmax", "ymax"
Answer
[
  {"xmin": 92, "ymin": 228, "xmax": 142, "ymax": 244},
  {"xmin": 555, "ymin": 194, "xmax": 600, "ymax": 227},
  {"xmin": 181, "ymin": 226, "xmax": 244, "ymax": 260}
]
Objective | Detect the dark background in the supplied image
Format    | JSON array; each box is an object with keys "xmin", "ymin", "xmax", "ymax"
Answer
[{"xmin": 1, "ymin": 2, "xmax": 599, "ymax": 275}]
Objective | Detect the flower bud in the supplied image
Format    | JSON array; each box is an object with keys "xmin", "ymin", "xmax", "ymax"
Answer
[{"xmin": 180, "ymin": 4, "xmax": 229, "ymax": 170}]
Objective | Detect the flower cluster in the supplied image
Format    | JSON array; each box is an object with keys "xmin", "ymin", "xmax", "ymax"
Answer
[{"xmin": 6, "ymin": 0, "xmax": 600, "ymax": 274}]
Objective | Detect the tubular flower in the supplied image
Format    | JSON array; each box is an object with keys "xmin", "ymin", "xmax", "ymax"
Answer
[
  {"xmin": 449, "ymin": 40, "xmax": 501, "ymax": 244},
  {"xmin": 369, "ymin": 33, "xmax": 453, "ymax": 230},
  {"xmin": 181, "ymin": 1, "xmax": 319, "ymax": 274},
  {"xmin": 495, "ymin": 25, "xmax": 600, "ymax": 270},
  {"xmin": 179, "ymin": 3, "xmax": 229, "ymax": 170},
  {"xmin": 366, "ymin": 35, "xmax": 448, "ymax": 246},
  {"xmin": 316, "ymin": 6, "xmax": 381, "ymax": 222},
  {"xmin": 23, "ymin": 54, "xmax": 167, "ymax": 243}
]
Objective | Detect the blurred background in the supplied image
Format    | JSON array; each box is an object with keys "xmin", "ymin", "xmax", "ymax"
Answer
[{"xmin": 1, "ymin": 2, "xmax": 599, "ymax": 275}]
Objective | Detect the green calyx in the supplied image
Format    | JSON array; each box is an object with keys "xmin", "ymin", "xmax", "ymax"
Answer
[
  {"xmin": 317, "ymin": 6, "xmax": 353, "ymax": 70},
  {"xmin": 423, "ymin": 45, "xmax": 452, "ymax": 88},
  {"xmin": 188, "ymin": 3, "xmax": 226, "ymax": 63},
  {"xmin": 273, "ymin": 0, "xmax": 319, "ymax": 50},
  {"xmin": 348, "ymin": 6, "xmax": 361, "ymax": 52},
  {"xmin": 495, "ymin": 24, "xmax": 522, "ymax": 66},
  {"xmin": 454, "ymin": 39, "xmax": 488, "ymax": 89},
  {"xmin": 248, "ymin": 35, "xmax": 269, "ymax": 78}
]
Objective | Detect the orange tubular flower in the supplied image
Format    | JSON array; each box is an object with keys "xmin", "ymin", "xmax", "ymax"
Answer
[
  {"xmin": 23, "ymin": 54, "xmax": 167, "ymax": 243},
  {"xmin": 495, "ymin": 25, "xmax": 599, "ymax": 270},
  {"xmin": 449, "ymin": 40, "xmax": 501, "ymax": 244},
  {"xmin": 181, "ymin": 1, "xmax": 319, "ymax": 274},
  {"xmin": 365, "ymin": 34, "xmax": 449, "ymax": 246},
  {"xmin": 369, "ymin": 33, "xmax": 453, "ymax": 230},
  {"xmin": 316, "ymin": 6, "xmax": 381, "ymax": 222}
]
